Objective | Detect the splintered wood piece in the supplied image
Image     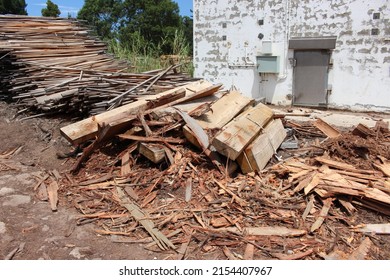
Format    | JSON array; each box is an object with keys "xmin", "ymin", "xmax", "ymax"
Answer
[
  {"xmin": 176, "ymin": 230, "xmax": 193, "ymax": 260},
  {"xmin": 348, "ymin": 237, "xmax": 373, "ymax": 260},
  {"xmin": 124, "ymin": 187, "xmax": 139, "ymax": 201},
  {"xmin": 119, "ymin": 134, "xmax": 185, "ymax": 144},
  {"xmin": 338, "ymin": 197, "xmax": 356, "ymax": 215},
  {"xmin": 116, "ymin": 187, "xmax": 175, "ymax": 250},
  {"xmin": 243, "ymin": 243, "xmax": 255, "ymax": 260},
  {"xmin": 310, "ymin": 198, "xmax": 332, "ymax": 233},
  {"xmin": 313, "ymin": 118, "xmax": 341, "ymax": 138},
  {"xmin": 315, "ymin": 157, "xmax": 380, "ymax": 175},
  {"xmin": 273, "ymin": 249, "xmax": 314, "ymax": 260},
  {"xmin": 213, "ymin": 179, "xmax": 248, "ymax": 207},
  {"xmin": 352, "ymin": 123, "xmax": 375, "ymax": 138},
  {"xmin": 302, "ymin": 195, "xmax": 315, "ymax": 221},
  {"xmin": 351, "ymin": 223, "xmax": 390, "ymax": 234},
  {"xmin": 210, "ymin": 216, "xmax": 230, "ymax": 228},
  {"xmin": 222, "ymin": 246, "xmax": 238, "ymax": 260},
  {"xmin": 304, "ymin": 173, "xmax": 322, "ymax": 195},
  {"xmin": 121, "ymin": 152, "xmax": 131, "ymax": 176},
  {"xmin": 185, "ymin": 178, "xmax": 192, "ymax": 202},
  {"xmin": 212, "ymin": 102, "xmax": 274, "ymax": 160},
  {"xmin": 243, "ymin": 226, "xmax": 306, "ymax": 237},
  {"xmin": 373, "ymin": 157, "xmax": 390, "ymax": 177},
  {"xmin": 47, "ymin": 180, "xmax": 59, "ymax": 211}
]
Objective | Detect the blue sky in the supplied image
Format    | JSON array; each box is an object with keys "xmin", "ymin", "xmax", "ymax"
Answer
[{"xmin": 25, "ymin": 0, "xmax": 193, "ymax": 18}]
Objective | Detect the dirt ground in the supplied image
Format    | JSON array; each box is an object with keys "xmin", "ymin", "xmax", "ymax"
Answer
[{"xmin": 0, "ymin": 101, "xmax": 389, "ymax": 260}]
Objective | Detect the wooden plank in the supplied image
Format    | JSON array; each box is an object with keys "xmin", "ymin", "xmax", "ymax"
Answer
[
  {"xmin": 310, "ymin": 198, "xmax": 333, "ymax": 232},
  {"xmin": 243, "ymin": 226, "xmax": 306, "ymax": 237},
  {"xmin": 60, "ymin": 81, "xmax": 215, "ymax": 145},
  {"xmin": 212, "ymin": 102, "xmax": 274, "ymax": 160},
  {"xmin": 315, "ymin": 157, "xmax": 381, "ymax": 175},
  {"xmin": 313, "ymin": 118, "xmax": 341, "ymax": 138},
  {"xmin": 115, "ymin": 187, "xmax": 176, "ymax": 250},
  {"xmin": 60, "ymin": 86, "xmax": 186, "ymax": 145},
  {"xmin": 237, "ymin": 119, "xmax": 286, "ymax": 173},
  {"xmin": 138, "ymin": 143, "xmax": 165, "ymax": 164},
  {"xmin": 351, "ymin": 223, "xmax": 390, "ymax": 235},
  {"xmin": 47, "ymin": 180, "xmax": 59, "ymax": 211}
]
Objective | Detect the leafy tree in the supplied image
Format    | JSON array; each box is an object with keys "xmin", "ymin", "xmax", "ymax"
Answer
[
  {"xmin": 181, "ymin": 15, "xmax": 193, "ymax": 56},
  {"xmin": 77, "ymin": 0, "xmax": 192, "ymax": 55},
  {"xmin": 41, "ymin": 0, "xmax": 61, "ymax": 17},
  {"xmin": 78, "ymin": 0, "xmax": 122, "ymax": 40},
  {"xmin": 0, "ymin": 0, "xmax": 27, "ymax": 15},
  {"xmin": 118, "ymin": 0, "xmax": 181, "ymax": 54}
]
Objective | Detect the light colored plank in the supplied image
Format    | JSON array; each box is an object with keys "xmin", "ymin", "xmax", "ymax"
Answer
[
  {"xmin": 352, "ymin": 223, "xmax": 390, "ymax": 234},
  {"xmin": 138, "ymin": 143, "xmax": 165, "ymax": 164},
  {"xmin": 212, "ymin": 102, "xmax": 273, "ymax": 160},
  {"xmin": 313, "ymin": 118, "xmax": 341, "ymax": 138},
  {"xmin": 60, "ymin": 81, "xmax": 214, "ymax": 145},
  {"xmin": 243, "ymin": 226, "xmax": 306, "ymax": 237}
]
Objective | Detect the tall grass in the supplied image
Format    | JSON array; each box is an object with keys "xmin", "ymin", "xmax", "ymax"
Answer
[{"xmin": 107, "ymin": 29, "xmax": 193, "ymax": 75}]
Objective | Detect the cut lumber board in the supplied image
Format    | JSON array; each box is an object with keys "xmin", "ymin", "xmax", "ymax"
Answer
[
  {"xmin": 351, "ymin": 223, "xmax": 390, "ymax": 235},
  {"xmin": 313, "ymin": 118, "xmax": 341, "ymax": 138},
  {"xmin": 237, "ymin": 118, "xmax": 286, "ymax": 173},
  {"xmin": 212, "ymin": 102, "xmax": 274, "ymax": 160},
  {"xmin": 116, "ymin": 187, "xmax": 175, "ymax": 250},
  {"xmin": 60, "ymin": 81, "xmax": 215, "ymax": 145},
  {"xmin": 243, "ymin": 226, "xmax": 306, "ymax": 237},
  {"xmin": 138, "ymin": 143, "xmax": 166, "ymax": 164},
  {"xmin": 310, "ymin": 198, "xmax": 332, "ymax": 232}
]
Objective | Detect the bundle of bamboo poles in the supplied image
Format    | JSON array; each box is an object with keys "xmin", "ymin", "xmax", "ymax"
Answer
[{"xmin": 0, "ymin": 15, "xmax": 195, "ymax": 116}]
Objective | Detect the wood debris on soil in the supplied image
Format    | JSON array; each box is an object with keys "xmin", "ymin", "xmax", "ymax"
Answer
[{"xmin": 2, "ymin": 16, "xmax": 389, "ymax": 260}]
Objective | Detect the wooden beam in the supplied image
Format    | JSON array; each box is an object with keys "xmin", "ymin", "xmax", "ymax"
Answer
[
  {"xmin": 60, "ymin": 81, "xmax": 214, "ymax": 145},
  {"xmin": 237, "ymin": 118, "xmax": 286, "ymax": 173},
  {"xmin": 138, "ymin": 143, "xmax": 166, "ymax": 164},
  {"xmin": 212, "ymin": 102, "xmax": 274, "ymax": 160}
]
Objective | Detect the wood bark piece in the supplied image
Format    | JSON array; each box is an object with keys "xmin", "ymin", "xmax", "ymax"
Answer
[
  {"xmin": 310, "ymin": 198, "xmax": 332, "ymax": 232},
  {"xmin": 352, "ymin": 123, "xmax": 375, "ymax": 138},
  {"xmin": 118, "ymin": 134, "xmax": 184, "ymax": 144},
  {"xmin": 212, "ymin": 102, "xmax": 273, "ymax": 160},
  {"xmin": 237, "ymin": 119, "xmax": 286, "ymax": 173},
  {"xmin": 115, "ymin": 187, "xmax": 176, "ymax": 250},
  {"xmin": 243, "ymin": 226, "xmax": 306, "ymax": 237},
  {"xmin": 313, "ymin": 118, "xmax": 341, "ymax": 138},
  {"xmin": 47, "ymin": 180, "xmax": 59, "ymax": 211}
]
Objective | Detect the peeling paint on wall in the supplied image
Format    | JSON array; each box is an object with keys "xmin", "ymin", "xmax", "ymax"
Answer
[{"xmin": 194, "ymin": 0, "xmax": 390, "ymax": 111}]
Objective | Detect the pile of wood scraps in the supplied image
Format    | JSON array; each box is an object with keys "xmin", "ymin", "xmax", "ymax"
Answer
[{"xmin": 0, "ymin": 16, "xmax": 195, "ymax": 116}]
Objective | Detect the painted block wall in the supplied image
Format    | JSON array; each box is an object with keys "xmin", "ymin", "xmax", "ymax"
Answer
[{"xmin": 194, "ymin": 0, "xmax": 390, "ymax": 111}]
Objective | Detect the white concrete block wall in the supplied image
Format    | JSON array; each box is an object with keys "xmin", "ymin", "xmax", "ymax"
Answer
[{"xmin": 194, "ymin": 0, "xmax": 390, "ymax": 111}]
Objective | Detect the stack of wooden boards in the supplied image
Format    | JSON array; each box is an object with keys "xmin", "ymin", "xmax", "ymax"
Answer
[
  {"xmin": 0, "ymin": 15, "xmax": 195, "ymax": 115},
  {"xmin": 60, "ymin": 80, "xmax": 286, "ymax": 174}
]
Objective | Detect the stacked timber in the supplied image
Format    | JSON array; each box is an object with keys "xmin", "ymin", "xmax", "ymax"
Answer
[{"xmin": 0, "ymin": 16, "xmax": 195, "ymax": 115}]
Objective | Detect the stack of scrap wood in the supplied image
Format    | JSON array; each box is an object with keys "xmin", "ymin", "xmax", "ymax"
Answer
[
  {"xmin": 56, "ymin": 94, "xmax": 390, "ymax": 259},
  {"xmin": 60, "ymin": 82, "xmax": 287, "ymax": 174},
  {"xmin": 0, "ymin": 15, "xmax": 195, "ymax": 115}
]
